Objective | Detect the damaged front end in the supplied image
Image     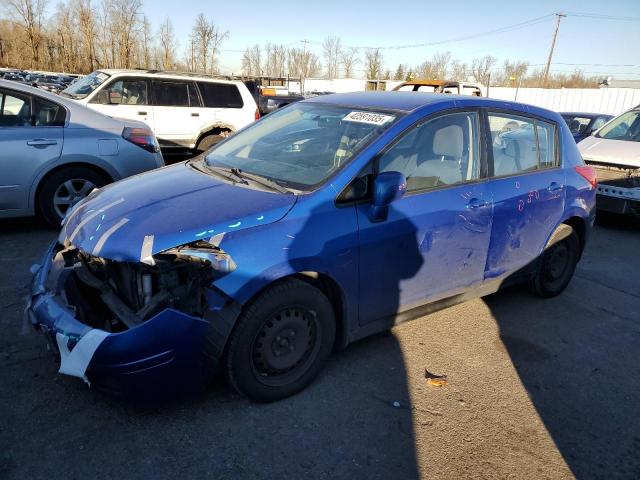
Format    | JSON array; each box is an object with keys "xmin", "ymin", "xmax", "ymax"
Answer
[{"xmin": 27, "ymin": 240, "xmax": 239, "ymax": 398}]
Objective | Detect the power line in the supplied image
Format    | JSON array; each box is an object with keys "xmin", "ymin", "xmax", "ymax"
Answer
[
  {"xmin": 342, "ymin": 14, "xmax": 556, "ymax": 50},
  {"xmin": 564, "ymin": 12, "xmax": 640, "ymax": 21}
]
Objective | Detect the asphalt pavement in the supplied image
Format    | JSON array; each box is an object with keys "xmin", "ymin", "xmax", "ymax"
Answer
[{"xmin": 0, "ymin": 213, "xmax": 638, "ymax": 480}]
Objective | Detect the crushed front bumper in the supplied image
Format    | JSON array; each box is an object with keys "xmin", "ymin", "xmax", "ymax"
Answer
[{"xmin": 26, "ymin": 241, "xmax": 211, "ymax": 398}]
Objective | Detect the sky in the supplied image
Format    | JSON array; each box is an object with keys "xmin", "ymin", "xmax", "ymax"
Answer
[{"xmin": 141, "ymin": 0, "xmax": 640, "ymax": 79}]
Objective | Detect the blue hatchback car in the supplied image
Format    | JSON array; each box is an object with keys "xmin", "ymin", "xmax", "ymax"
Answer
[{"xmin": 27, "ymin": 92, "xmax": 597, "ymax": 401}]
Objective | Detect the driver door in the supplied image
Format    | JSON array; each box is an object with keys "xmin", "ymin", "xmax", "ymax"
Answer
[{"xmin": 355, "ymin": 110, "xmax": 493, "ymax": 325}]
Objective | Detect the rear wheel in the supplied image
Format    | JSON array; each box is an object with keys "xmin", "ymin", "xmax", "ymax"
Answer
[
  {"xmin": 225, "ymin": 279, "xmax": 336, "ymax": 402},
  {"xmin": 531, "ymin": 224, "xmax": 580, "ymax": 297},
  {"xmin": 195, "ymin": 131, "xmax": 230, "ymax": 153},
  {"xmin": 38, "ymin": 167, "xmax": 107, "ymax": 227}
]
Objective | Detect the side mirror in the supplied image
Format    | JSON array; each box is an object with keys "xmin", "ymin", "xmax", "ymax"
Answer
[{"xmin": 369, "ymin": 171, "xmax": 407, "ymax": 222}]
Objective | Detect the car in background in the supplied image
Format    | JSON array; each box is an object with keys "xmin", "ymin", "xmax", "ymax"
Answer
[
  {"xmin": 393, "ymin": 80, "xmax": 486, "ymax": 96},
  {"xmin": 0, "ymin": 79, "xmax": 164, "ymax": 226},
  {"xmin": 60, "ymin": 69, "xmax": 259, "ymax": 153},
  {"xmin": 2, "ymin": 73, "xmax": 26, "ymax": 83},
  {"xmin": 27, "ymin": 92, "xmax": 595, "ymax": 402},
  {"xmin": 578, "ymin": 106, "xmax": 640, "ymax": 215},
  {"xmin": 561, "ymin": 112, "xmax": 613, "ymax": 143},
  {"xmin": 33, "ymin": 76, "xmax": 66, "ymax": 94}
]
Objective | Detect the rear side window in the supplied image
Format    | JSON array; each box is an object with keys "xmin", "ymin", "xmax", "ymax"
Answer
[
  {"xmin": 0, "ymin": 90, "xmax": 65, "ymax": 127},
  {"xmin": 197, "ymin": 82, "xmax": 244, "ymax": 108},
  {"xmin": 488, "ymin": 113, "xmax": 557, "ymax": 176},
  {"xmin": 152, "ymin": 80, "xmax": 190, "ymax": 107},
  {"xmin": 33, "ymin": 97, "xmax": 66, "ymax": 126},
  {"xmin": 0, "ymin": 90, "xmax": 30, "ymax": 126}
]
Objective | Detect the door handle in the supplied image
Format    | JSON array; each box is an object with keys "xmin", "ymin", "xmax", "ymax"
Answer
[
  {"xmin": 137, "ymin": 111, "xmax": 147, "ymax": 115},
  {"xmin": 547, "ymin": 182, "xmax": 564, "ymax": 192},
  {"xmin": 191, "ymin": 112, "xmax": 200, "ymax": 117},
  {"xmin": 27, "ymin": 139, "xmax": 57, "ymax": 146},
  {"xmin": 466, "ymin": 198, "xmax": 490, "ymax": 209}
]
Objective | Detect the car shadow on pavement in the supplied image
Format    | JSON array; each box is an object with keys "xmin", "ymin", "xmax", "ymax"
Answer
[
  {"xmin": 0, "ymin": 209, "xmax": 421, "ymax": 480},
  {"xmin": 485, "ymin": 213, "xmax": 640, "ymax": 479}
]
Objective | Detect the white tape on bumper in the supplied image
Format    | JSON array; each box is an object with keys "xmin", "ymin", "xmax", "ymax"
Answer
[{"xmin": 56, "ymin": 330, "xmax": 110, "ymax": 385}]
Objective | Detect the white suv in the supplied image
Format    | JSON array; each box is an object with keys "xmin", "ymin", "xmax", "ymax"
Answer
[{"xmin": 60, "ymin": 69, "xmax": 259, "ymax": 152}]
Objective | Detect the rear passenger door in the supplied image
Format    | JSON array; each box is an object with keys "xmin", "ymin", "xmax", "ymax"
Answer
[
  {"xmin": 484, "ymin": 111, "xmax": 565, "ymax": 279},
  {"xmin": 0, "ymin": 89, "xmax": 64, "ymax": 212},
  {"xmin": 150, "ymin": 79, "xmax": 202, "ymax": 147}
]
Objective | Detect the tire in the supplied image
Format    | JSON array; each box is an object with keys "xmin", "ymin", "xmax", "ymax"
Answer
[
  {"xmin": 530, "ymin": 224, "xmax": 580, "ymax": 298},
  {"xmin": 38, "ymin": 167, "xmax": 108, "ymax": 227},
  {"xmin": 225, "ymin": 279, "xmax": 336, "ymax": 402},
  {"xmin": 195, "ymin": 133, "xmax": 227, "ymax": 153}
]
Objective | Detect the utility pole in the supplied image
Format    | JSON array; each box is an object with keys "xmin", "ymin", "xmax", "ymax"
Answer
[{"xmin": 542, "ymin": 12, "xmax": 566, "ymax": 87}]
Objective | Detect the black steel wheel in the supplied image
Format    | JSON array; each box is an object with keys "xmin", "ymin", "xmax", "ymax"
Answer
[
  {"xmin": 531, "ymin": 224, "xmax": 580, "ymax": 297},
  {"xmin": 225, "ymin": 279, "xmax": 335, "ymax": 402}
]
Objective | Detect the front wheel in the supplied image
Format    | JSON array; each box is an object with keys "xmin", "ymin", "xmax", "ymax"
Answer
[
  {"xmin": 225, "ymin": 279, "xmax": 336, "ymax": 402},
  {"xmin": 531, "ymin": 224, "xmax": 580, "ymax": 297}
]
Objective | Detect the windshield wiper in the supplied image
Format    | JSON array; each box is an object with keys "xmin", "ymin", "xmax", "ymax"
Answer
[{"xmin": 229, "ymin": 168, "xmax": 291, "ymax": 194}]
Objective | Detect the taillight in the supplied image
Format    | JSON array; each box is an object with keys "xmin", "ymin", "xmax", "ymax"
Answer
[
  {"xmin": 122, "ymin": 127, "xmax": 160, "ymax": 153},
  {"xmin": 575, "ymin": 165, "xmax": 597, "ymax": 189},
  {"xmin": 255, "ymin": 108, "xmax": 260, "ymax": 121}
]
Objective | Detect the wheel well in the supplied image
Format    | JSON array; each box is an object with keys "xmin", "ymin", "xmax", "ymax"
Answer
[
  {"xmin": 292, "ymin": 272, "xmax": 348, "ymax": 351},
  {"xmin": 562, "ymin": 216, "xmax": 587, "ymax": 257},
  {"xmin": 196, "ymin": 126, "xmax": 233, "ymax": 147},
  {"xmin": 34, "ymin": 163, "xmax": 113, "ymax": 213}
]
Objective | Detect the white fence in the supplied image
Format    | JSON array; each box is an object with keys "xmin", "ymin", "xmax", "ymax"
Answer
[{"xmin": 487, "ymin": 87, "xmax": 640, "ymax": 116}]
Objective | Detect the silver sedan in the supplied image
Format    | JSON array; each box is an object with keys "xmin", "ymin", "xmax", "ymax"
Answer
[{"xmin": 0, "ymin": 79, "xmax": 164, "ymax": 226}]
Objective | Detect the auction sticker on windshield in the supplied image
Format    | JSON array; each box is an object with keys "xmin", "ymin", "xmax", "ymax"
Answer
[{"xmin": 343, "ymin": 111, "xmax": 395, "ymax": 125}]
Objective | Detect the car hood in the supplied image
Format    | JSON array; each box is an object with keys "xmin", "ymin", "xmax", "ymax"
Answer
[
  {"xmin": 59, "ymin": 161, "xmax": 297, "ymax": 262},
  {"xmin": 578, "ymin": 136, "xmax": 640, "ymax": 168}
]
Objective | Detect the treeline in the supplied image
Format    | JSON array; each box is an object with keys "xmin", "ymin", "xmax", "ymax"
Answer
[
  {"xmin": 0, "ymin": 0, "xmax": 223, "ymax": 74},
  {"xmin": 1, "ymin": 2, "xmax": 600, "ymax": 88},
  {"xmin": 245, "ymin": 38, "xmax": 600, "ymax": 88}
]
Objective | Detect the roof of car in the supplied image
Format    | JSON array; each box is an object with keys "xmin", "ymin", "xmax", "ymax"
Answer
[
  {"xmin": 560, "ymin": 112, "xmax": 613, "ymax": 118},
  {"xmin": 303, "ymin": 91, "xmax": 538, "ymax": 114},
  {"xmin": 97, "ymin": 69, "xmax": 242, "ymax": 84}
]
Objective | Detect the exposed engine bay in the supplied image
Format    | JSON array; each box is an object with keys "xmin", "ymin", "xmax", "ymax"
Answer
[{"xmin": 51, "ymin": 242, "xmax": 218, "ymax": 332}]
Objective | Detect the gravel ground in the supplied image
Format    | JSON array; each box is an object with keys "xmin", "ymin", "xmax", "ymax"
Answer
[{"xmin": 0, "ymin": 213, "xmax": 638, "ymax": 480}]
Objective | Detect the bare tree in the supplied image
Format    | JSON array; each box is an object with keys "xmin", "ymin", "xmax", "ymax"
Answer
[
  {"xmin": 74, "ymin": 0, "xmax": 97, "ymax": 71},
  {"xmin": 322, "ymin": 35, "xmax": 341, "ymax": 79},
  {"xmin": 449, "ymin": 59, "xmax": 467, "ymax": 81},
  {"xmin": 158, "ymin": 17, "xmax": 175, "ymax": 70},
  {"xmin": 364, "ymin": 48, "xmax": 383, "ymax": 79},
  {"xmin": 4, "ymin": 0, "xmax": 48, "ymax": 68},
  {"xmin": 471, "ymin": 55, "xmax": 496, "ymax": 85},
  {"xmin": 287, "ymin": 47, "xmax": 321, "ymax": 92},
  {"xmin": 340, "ymin": 46, "xmax": 359, "ymax": 78},
  {"xmin": 263, "ymin": 43, "xmax": 286, "ymax": 77},
  {"xmin": 431, "ymin": 51, "xmax": 451, "ymax": 78},
  {"xmin": 499, "ymin": 59, "xmax": 529, "ymax": 86},
  {"xmin": 241, "ymin": 44, "xmax": 261, "ymax": 76},
  {"xmin": 191, "ymin": 13, "xmax": 227, "ymax": 74},
  {"xmin": 140, "ymin": 15, "xmax": 152, "ymax": 68}
]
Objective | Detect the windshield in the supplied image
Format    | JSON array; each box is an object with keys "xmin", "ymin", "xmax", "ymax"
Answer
[
  {"xmin": 205, "ymin": 103, "xmax": 399, "ymax": 190},
  {"xmin": 596, "ymin": 110, "xmax": 640, "ymax": 142},
  {"xmin": 61, "ymin": 71, "xmax": 110, "ymax": 99}
]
